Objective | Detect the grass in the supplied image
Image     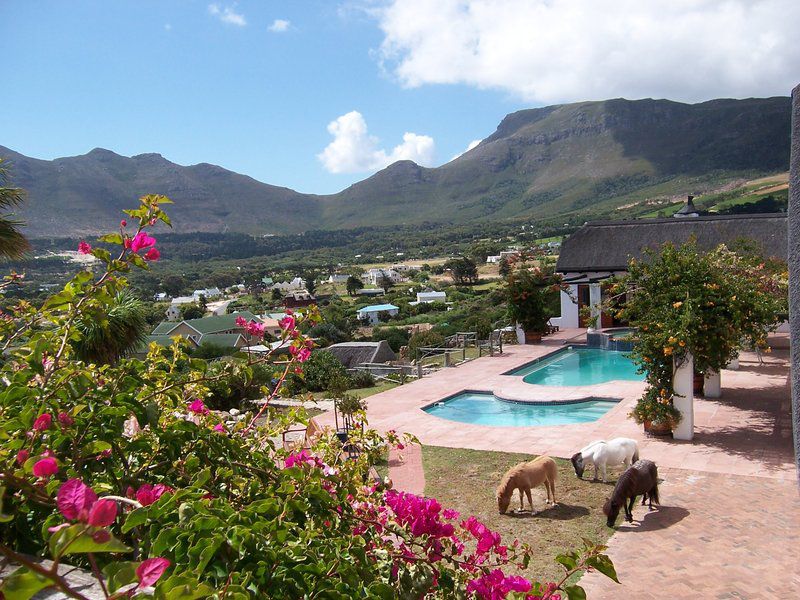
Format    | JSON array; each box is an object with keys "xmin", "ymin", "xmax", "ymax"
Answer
[
  {"xmin": 422, "ymin": 446, "xmax": 618, "ymax": 583},
  {"xmin": 311, "ymin": 380, "xmax": 400, "ymax": 400}
]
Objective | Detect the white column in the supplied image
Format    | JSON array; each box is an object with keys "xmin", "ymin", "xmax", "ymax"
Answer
[
  {"xmin": 704, "ymin": 370, "xmax": 721, "ymax": 398},
  {"xmin": 672, "ymin": 353, "xmax": 694, "ymax": 441},
  {"xmin": 726, "ymin": 354, "xmax": 740, "ymax": 370},
  {"xmin": 559, "ymin": 287, "xmax": 580, "ymax": 329},
  {"xmin": 588, "ymin": 283, "xmax": 602, "ymax": 330},
  {"xmin": 515, "ymin": 325, "xmax": 525, "ymax": 344}
]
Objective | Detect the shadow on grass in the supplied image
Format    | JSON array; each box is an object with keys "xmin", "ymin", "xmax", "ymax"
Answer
[
  {"xmin": 506, "ymin": 503, "xmax": 590, "ymax": 521},
  {"xmin": 613, "ymin": 505, "xmax": 690, "ymax": 532}
]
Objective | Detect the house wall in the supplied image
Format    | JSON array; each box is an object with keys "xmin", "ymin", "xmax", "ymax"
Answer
[{"xmin": 550, "ymin": 285, "xmax": 580, "ymax": 328}]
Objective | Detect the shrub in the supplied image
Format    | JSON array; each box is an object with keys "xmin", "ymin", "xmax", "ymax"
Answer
[
  {"xmin": 192, "ymin": 341, "xmax": 237, "ymax": 359},
  {"xmin": 408, "ymin": 330, "xmax": 445, "ymax": 357},
  {"xmin": 372, "ymin": 327, "xmax": 409, "ymax": 352},
  {"xmin": 349, "ymin": 369, "xmax": 376, "ymax": 389},
  {"xmin": 298, "ymin": 349, "xmax": 349, "ymax": 392}
]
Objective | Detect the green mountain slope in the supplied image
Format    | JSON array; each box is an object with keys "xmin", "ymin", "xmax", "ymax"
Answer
[{"xmin": 2, "ymin": 96, "xmax": 791, "ymax": 237}]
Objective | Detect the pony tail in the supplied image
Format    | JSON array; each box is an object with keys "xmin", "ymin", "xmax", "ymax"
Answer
[
  {"xmin": 651, "ymin": 482, "xmax": 660, "ymax": 505},
  {"xmin": 632, "ymin": 448, "xmax": 640, "ymax": 463}
]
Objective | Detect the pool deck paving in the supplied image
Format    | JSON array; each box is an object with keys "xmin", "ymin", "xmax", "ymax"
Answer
[{"xmin": 316, "ymin": 331, "xmax": 798, "ymax": 597}]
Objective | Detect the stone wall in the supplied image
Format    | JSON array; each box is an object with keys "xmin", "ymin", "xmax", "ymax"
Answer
[{"xmin": 789, "ymin": 83, "xmax": 800, "ymax": 482}]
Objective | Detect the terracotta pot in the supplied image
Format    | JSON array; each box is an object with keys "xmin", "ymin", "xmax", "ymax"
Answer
[
  {"xmin": 643, "ymin": 420, "xmax": 672, "ymax": 436},
  {"xmin": 524, "ymin": 330, "xmax": 543, "ymax": 344}
]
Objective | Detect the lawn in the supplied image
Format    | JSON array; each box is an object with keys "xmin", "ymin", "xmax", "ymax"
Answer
[{"xmin": 422, "ymin": 446, "xmax": 619, "ymax": 584}]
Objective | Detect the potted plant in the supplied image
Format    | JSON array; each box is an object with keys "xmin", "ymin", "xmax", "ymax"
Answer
[
  {"xmin": 505, "ymin": 259, "xmax": 561, "ymax": 344},
  {"xmin": 630, "ymin": 386, "xmax": 681, "ymax": 436}
]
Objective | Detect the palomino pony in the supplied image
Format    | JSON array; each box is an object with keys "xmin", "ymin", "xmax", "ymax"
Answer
[
  {"xmin": 496, "ymin": 455, "xmax": 557, "ymax": 514},
  {"xmin": 570, "ymin": 437, "xmax": 639, "ymax": 482},
  {"xmin": 602, "ymin": 459, "xmax": 660, "ymax": 527}
]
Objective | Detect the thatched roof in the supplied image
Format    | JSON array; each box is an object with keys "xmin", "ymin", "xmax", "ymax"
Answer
[
  {"xmin": 325, "ymin": 341, "xmax": 397, "ymax": 368},
  {"xmin": 556, "ymin": 213, "xmax": 788, "ymax": 273}
]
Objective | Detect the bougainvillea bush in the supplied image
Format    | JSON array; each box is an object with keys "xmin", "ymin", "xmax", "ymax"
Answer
[
  {"xmin": 612, "ymin": 241, "xmax": 787, "ymax": 428},
  {"xmin": 0, "ymin": 197, "xmax": 617, "ymax": 599}
]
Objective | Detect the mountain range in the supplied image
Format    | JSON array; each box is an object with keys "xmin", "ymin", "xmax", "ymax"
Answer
[{"xmin": 1, "ymin": 96, "xmax": 791, "ymax": 238}]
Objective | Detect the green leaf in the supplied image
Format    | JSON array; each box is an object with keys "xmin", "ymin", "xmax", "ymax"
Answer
[
  {"xmin": 154, "ymin": 574, "xmax": 214, "ymax": 600},
  {"xmin": 586, "ymin": 554, "xmax": 620, "ymax": 583},
  {"xmin": 49, "ymin": 524, "xmax": 131, "ymax": 557},
  {"xmin": 563, "ymin": 584, "xmax": 587, "ymax": 600},
  {"xmin": 98, "ymin": 233, "xmax": 124, "ymax": 244},
  {"xmin": 82, "ymin": 440, "xmax": 112, "ymax": 455},
  {"xmin": 122, "ymin": 507, "xmax": 148, "ymax": 533},
  {"xmin": 555, "ymin": 553, "xmax": 578, "ymax": 571},
  {"xmin": 103, "ymin": 561, "xmax": 139, "ymax": 594},
  {"xmin": 0, "ymin": 567, "xmax": 53, "ymax": 600}
]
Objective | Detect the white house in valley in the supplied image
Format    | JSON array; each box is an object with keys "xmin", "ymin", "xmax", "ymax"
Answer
[
  {"xmin": 363, "ymin": 269, "xmax": 403, "ymax": 286},
  {"xmin": 414, "ymin": 290, "xmax": 446, "ymax": 304},
  {"xmin": 356, "ymin": 304, "xmax": 399, "ymax": 325}
]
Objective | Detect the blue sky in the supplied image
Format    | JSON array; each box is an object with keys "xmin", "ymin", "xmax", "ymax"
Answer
[{"xmin": 2, "ymin": 1, "xmax": 797, "ymax": 194}]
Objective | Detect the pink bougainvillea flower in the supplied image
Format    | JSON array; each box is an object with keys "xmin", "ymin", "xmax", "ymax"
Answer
[
  {"xmin": 278, "ymin": 315, "xmax": 296, "ymax": 331},
  {"xmin": 135, "ymin": 483, "xmax": 173, "ymax": 507},
  {"xmin": 143, "ymin": 247, "xmax": 160, "ymax": 261},
  {"xmin": 32, "ymin": 457, "xmax": 58, "ymax": 477},
  {"xmin": 77, "ymin": 241, "xmax": 92, "ymax": 255},
  {"xmin": 32, "ymin": 413, "xmax": 52, "ymax": 431},
  {"xmin": 130, "ymin": 232, "xmax": 156, "ymax": 253},
  {"xmin": 136, "ymin": 557, "xmax": 171, "ymax": 588},
  {"xmin": 58, "ymin": 479, "xmax": 98, "ymax": 520},
  {"xmin": 87, "ymin": 499, "xmax": 118, "ymax": 527},
  {"xmin": 213, "ymin": 423, "xmax": 226, "ymax": 433},
  {"xmin": 92, "ymin": 530, "xmax": 111, "ymax": 543},
  {"xmin": 57, "ymin": 412, "xmax": 74, "ymax": 427},
  {"xmin": 296, "ymin": 347, "xmax": 311, "ymax": 363},
  {"xmin": 235, "ymin": 316, "xmax": 247, "ymax": 327},
  {"xmin": 95, "ymin": 448, "xmax": 112, "ymax": 461},
  {"xmin": 15, "ymin": 449, "xmax": 29, "ymax": 465},
  {"xmin": 187, "ymin": 399, "xmax": 209, "ymax": 416},
  {"xmin": 148, "ymin": 218, "xmax": 157, "ymax": 226},
  {"xmin": 120, "ymin": 219, "xmax": 127, "ymax": 227}
]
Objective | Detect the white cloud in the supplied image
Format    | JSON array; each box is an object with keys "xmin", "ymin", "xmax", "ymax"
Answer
[
  {"xmin": 451, "ymin": 139, "xmax": 481, "ymax": 161},
  {"xmin": 208, "ymin": 3, "xmax": 247, "ymax": 27},
  {"xmin": 375, "ymin": 0, "xmax": 800, "ymax": 103},
  {"xmin": 268, "ymin": 19, "xmax": 291, "ymax": 33},
  {"xmin": 318, "ymin": 110, "xmax": 435, "ymax": 174}
]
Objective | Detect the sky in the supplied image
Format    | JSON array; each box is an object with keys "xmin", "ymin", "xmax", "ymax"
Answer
[{"xmin": 2, "ymin": 0, "xmax": 798, "ymax": 195}]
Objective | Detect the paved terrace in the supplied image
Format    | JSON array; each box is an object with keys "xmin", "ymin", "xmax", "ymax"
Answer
[
  {"xmin": 317, "ymin": 331, "xmax": 796, "ymax": 481},
  {"xmin": 316, "ymin": 331, "xmax": 798, "ymax": 597}
]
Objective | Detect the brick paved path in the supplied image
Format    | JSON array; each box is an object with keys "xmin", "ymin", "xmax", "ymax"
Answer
[
  {"xmin": 580, "ymin": 468, "xmax": 800, "ymax": 598},
  {"xmin": 388, "ymin": 443, "xmax": 425, "ymax": 495}
]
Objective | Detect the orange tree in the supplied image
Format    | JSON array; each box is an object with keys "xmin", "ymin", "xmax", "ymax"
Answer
[
  {"xmin": 613, "ymin": 241, "xmax": 786, "ymax": 428},
  {"xmin": 0, "ymin": 196, "xmax": 617, "ymax": 599}
]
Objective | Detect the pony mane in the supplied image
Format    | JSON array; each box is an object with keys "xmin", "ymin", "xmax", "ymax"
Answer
[
  {"xmin": 496, "ymin": 463, "xmax": 525, "ymax": 498},
  {"xmin": 610, "ymin": 465, "xmax": 638, "ymax": 502},
  {"xmin": 579, "ymin": 439, "xmax": 605, "ymax": 454}
]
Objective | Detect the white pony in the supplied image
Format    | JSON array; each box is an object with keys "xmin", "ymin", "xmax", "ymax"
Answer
[{"xmin": 570, "ymin": 438, "xmax": 639, "ymax": 482}]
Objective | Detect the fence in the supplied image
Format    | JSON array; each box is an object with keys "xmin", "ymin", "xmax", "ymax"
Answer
[{"xmin": 414, "ymin": 331, "xmax": 503, "ymax": 377}]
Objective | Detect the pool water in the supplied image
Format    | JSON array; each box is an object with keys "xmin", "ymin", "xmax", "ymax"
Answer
[
  {"xmin": 508, "ymin": 347, "xmax": 643, "ymax": 386},
  {"xmin": 424, "ymin": 392, "xmax": 616, "ymax": 427}
]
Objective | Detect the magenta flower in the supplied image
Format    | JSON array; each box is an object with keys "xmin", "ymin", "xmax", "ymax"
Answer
[
  {"xmin": 136, "ymin": 557, "xmax": 170, "ymax": 588},
  {"xmin": 135, "ymin": 483, "xmax": 173, "ymax": 507},
  {"xmin": 58, "ymin": 479, "xmax": 98, "ymax": 520},
  {"xmin": 246, "ymin": 320, "xmax": 265, "ymax": 338},
  {"xmin": 32, "ymin": 457, "xmax": 58, "ymax": 477},
  {"xmin": 187, "ymin": 399, "xmax": 209, "ymax": 416},
  {"xmin": 143, "ymin": 247, "xmax": 160, "ymax": 261},
  {"xmin": 120, "ymin": 219, "xmax": 127, "ymax": 227},
  {"xmin": 130, "ymin": 232, "xmax": 156, "ymax": 253},
  {"xmin": 296, "ymin": 347, "xmax": 311, "ymax": 363},
  {"xmin": 213, "ymin": 423, "xmax": 226, "ymax": 433},
  {"xmin": 279, "ymin": 315, "xmax": 296, "ymax": 331},
  {"xmin": 87, "ymin": 499, "xmax": 118, "ymax": 527},
  {"xmin": 57, "ymin": 412, "xmax": 74, "ymax": 427},
  {"xmin": 235, "ymin": 316, "xmax": 247, "ymax": 327},
  {"xmin": 15, "ymin": 449, "xmax": 29, "ymax": 465},
  {"xmin": 78, "ymin": 241, "xmax": 92, "ymax": 255},
  {"xmin": 32, "ymin": 413, "xmax": 52, "ymax": 431}
]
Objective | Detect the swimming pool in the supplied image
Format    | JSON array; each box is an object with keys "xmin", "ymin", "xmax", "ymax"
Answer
[
  {"xmin": 507, "ymin": 347, "xmax": 643, "ymax": 386},
  {"xmin": 424, "ymin": 392, "xmax": 617, "ymax": 427}
]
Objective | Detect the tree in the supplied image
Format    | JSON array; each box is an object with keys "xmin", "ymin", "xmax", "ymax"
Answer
[
  {"xmin": 0, "ymin": 158, "xmax": 30, "ymax": 260},
  {"xmin": 161, "ymin": 274, "xmax": 188, "ymax": 297},
  {"xmin": 346, "ymin": 275, "xmax": 362, "ymax": 296},
  {"xmin": 181, "ymin": 303, "xmax": 205, "ymax": 320},
  {"xmin": 72, "ymin": 291, "xmax": 149, "ymax": 365},
  {"xmin": 378, "ymin": 270, "xmax": 394, "ymax": 290},
  {"xmin": 304, "ymin": 272, "xmax": 317, "ymax": 295},
  {"xmin": 372, "ymin": 327, "xmax": 409, "ymax": 352},
  {"xmin": 444, "ymin": 256, "xmax": 478, "ymax": 285}
]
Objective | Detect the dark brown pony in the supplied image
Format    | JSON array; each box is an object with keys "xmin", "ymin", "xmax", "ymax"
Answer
[{"xmin": 602, "ymin": 459, "xmax": 659, "ymax": 527}]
